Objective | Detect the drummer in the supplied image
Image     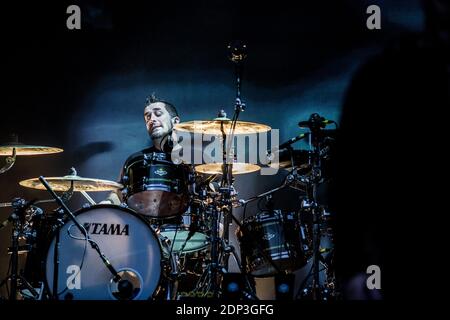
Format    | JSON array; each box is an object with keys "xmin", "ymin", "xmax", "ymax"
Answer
[{"xmin": 101, "ymin": 94, "xmax": 181, "ymax": 205}]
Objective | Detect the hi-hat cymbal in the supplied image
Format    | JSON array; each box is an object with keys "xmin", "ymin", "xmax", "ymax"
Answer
[
  {"xmin": 0, "ymin": 142, "xmax": 63, "ymax": 156},
  {"xmin": 174, "ymin": 120, "xmax": 271, "ymax": 135},
  {"xmin": 196, "ymin": 163, "xmax": 260, "ymax": 175},
  {"xmin": 19, "ymin": 175, "xmax": 123, "ymax": 192}
]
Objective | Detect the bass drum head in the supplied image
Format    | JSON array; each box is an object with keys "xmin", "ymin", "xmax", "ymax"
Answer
[{"xmin": 45, "ymin": 205, "xmax": 162, "ymax": 300}]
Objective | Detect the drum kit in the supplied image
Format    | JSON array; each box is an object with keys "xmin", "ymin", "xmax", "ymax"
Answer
[
  {"xmin": 0, "ymin": 121, "xmax": 337, "ymax": 301},
  {"xmin": 0, "ymin": 43, "xmax": 338, "ymax": 301}
]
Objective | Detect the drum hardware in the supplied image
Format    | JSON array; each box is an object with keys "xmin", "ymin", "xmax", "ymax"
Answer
[
  {"xmin": 0, "ymin": 198, "xmax": 40, "ymax": 300},
  {"xmin": 1, "ymin": 199, "xmax": 57, "ymax": 215},
  {"xmin": 0, "ymin": 138, "xmax": 64, "ymax": 300},
  {"xmin": 293, "ymin": 113, "xmax": 337, "ymax": 300},
  {"xmin": 0, "ymin": 134, "xmax": 64, "ymax": 174},
  {"xmin": 37, "ymin": 176, "xmax": 133, "ymax": 300},
  {"xmin": 160, "ymin": 236, "xmax": 181, "ymax": 300},
  {"xmin": 215, "ymin": 40, "xmax": 249, "ymax": 289},
  {"xmin": 174, "ymin": 42, "xmax": 262, "ymax": 299},
  {"xmin": 0, "ymin": 146, "xmax": 16, "ymax": 174}
]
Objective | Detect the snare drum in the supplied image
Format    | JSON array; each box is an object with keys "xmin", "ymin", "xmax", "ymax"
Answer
[
  {"xmin": 45, "ymin": 205, "xmax": 162, "ymax": 300},
  {"xmin": 236, "ymin": 210, "xmax": 307, "ymax": 277},
  {"xmin": 122, "ymin": 152, "xmax": 190, "ymax": 218}
]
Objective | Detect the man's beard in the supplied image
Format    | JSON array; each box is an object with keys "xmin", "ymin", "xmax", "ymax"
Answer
[
  {"xmin": 151, "ymin": 126, "xmax": 172, "ymax": 140},
  {"xmin": 150, "ymin": 131, "xmax": 164, "ymax": 139}
]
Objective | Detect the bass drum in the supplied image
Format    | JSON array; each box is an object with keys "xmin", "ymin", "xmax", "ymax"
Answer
[{"xmin": 45, "ymin": 205, "xmax": 162, "ymax": 300}]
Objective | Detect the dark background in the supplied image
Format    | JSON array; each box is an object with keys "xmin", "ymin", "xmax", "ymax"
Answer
[{"xmin": 1, "ymin": 0, "xmax": 443, "ymax": 300}]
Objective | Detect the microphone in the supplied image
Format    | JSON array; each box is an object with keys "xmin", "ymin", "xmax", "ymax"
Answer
[
  {"xmin": 298, "ymin": 113, "xmax": 335, "ymax": 129},
  {"xmin": 161, "ymin": 133, "xmax": 174, "ymax": 153},
  {"xmin": 266, "ymin": 133, "xmax": 308, "ymax": 158},
  {"xmin": 117, "ymin": 279, "xmax": 134, "ymax": 299},
  {"xmin": 179, "ymin": 207, "xmax": 200, "ymax": 253},
  {"xmin": 277, "ymin": 133, "xmax": 308, "ymax": 150},
  {"xmin": 196, "ymin": 174, "xmax": 219, "ymax": 192},
  {"xmin": 227, "ymin": 41, "xmax": 247, "ymax": 64},
  {"xmin": 110, "ymin": 270, "xmax": 142, "ymax": 300}
]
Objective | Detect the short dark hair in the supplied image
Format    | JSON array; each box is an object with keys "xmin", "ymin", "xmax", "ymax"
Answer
[{"xmin": 145, "ymin": 93, "xmax": 179, "ymax": 118}]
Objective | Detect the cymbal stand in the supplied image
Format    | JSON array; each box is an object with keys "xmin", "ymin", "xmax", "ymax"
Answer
[
  {"xmin": 0, "ymin": 198, "xmax": 39, "ymax": 300},
  {"xmin": 0, "ymin": 147, "xmax": 16, "ymax": 174},
  {"xmin": 1, "ymin": 199, "xmax": 56, "ymax": 211},
  {"xmin": 193, "ymin": 98, "xmax": 244, "ymax": 298},
  {"xmin": 296, "ymin": 114, "xmax": 329, "ymax": 300}
]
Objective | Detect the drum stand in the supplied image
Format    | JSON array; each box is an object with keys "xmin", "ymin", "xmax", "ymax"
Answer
[
  {"xmin": 193, "ymin": 197, "xmax": 258, "ymax": 300},
  {"xmin": 0, "ymin": 147, "xmax": 16, "ymax": 174},
  {"xmin": 193, "ymin": 42, "xmax": 258, "ymax": 299},
  {"xmin": 211, "ymin": 41, "xmax": 246, "ymax": 297},
  {"xmin": 0, "ymin": 198, "xmax": 39, "ymax": 300},
  {"xmin": 295, "ymin": 114, "xmax": 336, "ymax": 300}
]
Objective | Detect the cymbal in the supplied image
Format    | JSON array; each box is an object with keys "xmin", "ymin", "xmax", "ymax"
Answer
[
  {"xmin": 196, "ymin": 163, "xmax": 261, "ymax": 175},
  {"xmin": 19, "ymin": 175, "xmax": 123, "ymax": 192},
  {"xmin": 0, "ymin": 142, "xmax": 63, "ymax": 156},
  {"xmin": 174, "ymin": 120, "xmax": 271, "ymax": 135}
]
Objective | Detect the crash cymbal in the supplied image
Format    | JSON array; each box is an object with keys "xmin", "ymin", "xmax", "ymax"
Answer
[
  {"xmin": 19, "ymin": 175, "xmax": 123, "ymax": 192},
  {"xmin": 196, "ymin": 163, "xmax": 260, "ymax": 175},
  {"xmin": 0, "ymin": 142, "xmax": 63, "ymax": 156},
  {"xmin": 174, "ymin": 120, "xmax": 271, "ymax": 135}
]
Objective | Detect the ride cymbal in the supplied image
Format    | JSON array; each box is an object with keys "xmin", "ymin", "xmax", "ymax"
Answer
[
  {"xmin": 174, "ymin": 120, "xmax": 271, "ymax": 135},
  {"xmin": 195, "ymin": 163, "xmax": 261, "ymax": 175}
]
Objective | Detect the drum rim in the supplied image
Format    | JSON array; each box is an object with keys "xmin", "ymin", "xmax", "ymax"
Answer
[
  {"xmin": 126, "ymin": 190, "xmax": 190, "ymax": 219},
  {"xmin": 240, "ymin": 209, "xmax": 291, "ymax": 225},
  {"xmin": 44, "ymin": 204, "xmax": 164, "ymax": 300},
  {"xmin": 124, "ymin": 157, "xmax": 178, "ymax": 173},
  {"xmin": 158, "ymin": 224, "xmax": 209, "ymax": 253}
]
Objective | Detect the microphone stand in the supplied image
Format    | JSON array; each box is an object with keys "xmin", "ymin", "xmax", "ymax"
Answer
[
  {"xmin": 204, "ymin": 41, "xmax": 247, "ymax": 298},
  {"xmin": 38, "ymin": 176, "xmax": 124, "ymax": 299},
  {"xmin": 221, "ymin": 41, "xmax": 247, "ymax": 271},
  {"xmin": 300, "ymin": 114, "xmax": 327, "ymax": 300}
]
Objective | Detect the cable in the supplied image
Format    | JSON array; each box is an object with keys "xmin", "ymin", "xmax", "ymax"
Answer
[
  {"xmin": 295, "ymin": 263, "xmax": 327, "ymax": 299},
  {"xmin": 59, "ymin": 223, "xmax": 89, "ymax": 296},
  {"xmin": 242, "ymin": 201, "xmax": 248, "ymax": 221},
  {"xmin": 5, "ymin": 254, "xmax": 12, "ymax": 298},
  {"xmin": 167, "ymin": 225, "xmax": 179, "ymax": 272}
]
